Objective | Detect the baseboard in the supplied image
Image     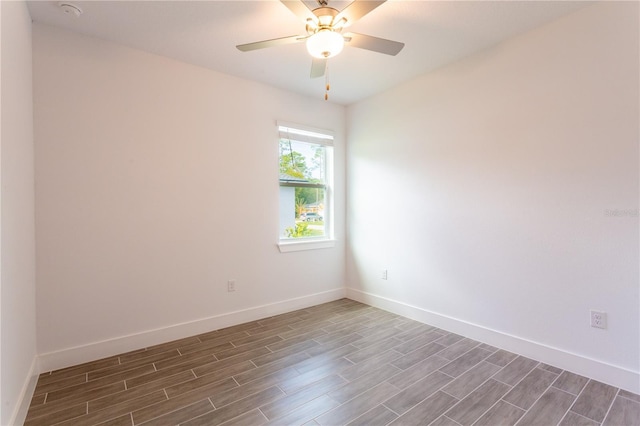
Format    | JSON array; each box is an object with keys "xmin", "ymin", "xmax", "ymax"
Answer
[
  {"xmin": 38, "ymin": 288, "xmax": 346, "ymax": 373},
  {"xmin": 8, "ymin": 355, "xmax": 39, "ymax": 426},
  {"xmin": 346, "ymin": 287, "xmax": 640, "ymax": 394}
]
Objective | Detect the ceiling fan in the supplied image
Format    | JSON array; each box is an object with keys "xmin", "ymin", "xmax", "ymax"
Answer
[{"xmin": 236, "ymin": 0, "xmax": 404, "ymax": 79}]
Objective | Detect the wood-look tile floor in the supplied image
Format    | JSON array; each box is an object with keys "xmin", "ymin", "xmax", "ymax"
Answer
[{"xmin": 26, "ymin": 299, "xmax": 640, "ymax": 426}]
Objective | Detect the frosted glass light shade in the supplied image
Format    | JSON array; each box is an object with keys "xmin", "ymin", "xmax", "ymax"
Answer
[{"xmin": 306, "ymin": 30, "xmax": 344, "ymax": 59}]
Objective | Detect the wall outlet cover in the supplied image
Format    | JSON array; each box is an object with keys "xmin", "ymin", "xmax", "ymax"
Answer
[{"xmin": 590, "ymin": 310, "xmax": 607, "ymax": 329}]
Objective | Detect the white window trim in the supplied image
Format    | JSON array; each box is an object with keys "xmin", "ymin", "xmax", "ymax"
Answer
[
  {"xmin": 277, "ymin": 121, "xmax": 334, "ymax": 146},
  {"xmin": 277, "ymin": 239, "xmax": 336, "ymax": 253}
]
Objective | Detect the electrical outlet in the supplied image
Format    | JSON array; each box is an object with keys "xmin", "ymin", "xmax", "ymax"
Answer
[
  {"xmin": 590, "ymin": 310, "xmax": 606, "ymax": 329},
  {"xmin": 227, "ymin": 280, "xmax": 236, "ymax": 292},
  {"xmin": 381, "ymin": 269, "xmax": 388, "ymax": 280}
]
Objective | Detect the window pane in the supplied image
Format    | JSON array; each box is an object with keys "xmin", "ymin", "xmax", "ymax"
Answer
[
  {"xmin": 279, "ymin": 186, "xmax": 326, "ymax": 239},
  {"xmin": 279, "ymin": 138, "xmax": 328, "ymax": 239},
  {"xmin": 279, "ymin": 139, "xmax": 326, "ymax": 183}
]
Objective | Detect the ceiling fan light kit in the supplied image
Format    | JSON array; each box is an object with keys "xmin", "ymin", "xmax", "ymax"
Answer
[{"xmin": 306, "ymin": 30, "xmax": 344, "ymax": 59}]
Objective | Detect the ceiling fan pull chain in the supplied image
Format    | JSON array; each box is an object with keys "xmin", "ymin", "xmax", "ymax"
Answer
[{"xmin": 325, "ymin": 65, "xmax": 330, "ymax": 100}]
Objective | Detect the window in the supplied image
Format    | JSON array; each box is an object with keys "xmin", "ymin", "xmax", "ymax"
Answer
[{"xmin": 278, "ymin": 122, "xmax": 334, "ymax": 249}]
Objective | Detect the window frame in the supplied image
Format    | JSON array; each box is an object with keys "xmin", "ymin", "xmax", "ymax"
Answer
[{"xmin": 277, "ymin": 121, "xmax": 335, "ymax": 252}]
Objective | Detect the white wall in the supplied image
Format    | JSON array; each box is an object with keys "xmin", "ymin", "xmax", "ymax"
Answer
[
  {"xmin": 0, "ymin": 1, "xmax": 38, "ymax": 424},
  {"xmin": 346, "ymin": 2, "xmax": 639, "ymax": 392},
  {"xmin": 33, "ymin": 24, "xmax": 345, "ymax": 370}
]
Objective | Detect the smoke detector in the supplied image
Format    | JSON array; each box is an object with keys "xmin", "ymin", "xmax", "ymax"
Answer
[{"xmin": 59, "ymin": 2, "xmax": 82, "ymax": 18}]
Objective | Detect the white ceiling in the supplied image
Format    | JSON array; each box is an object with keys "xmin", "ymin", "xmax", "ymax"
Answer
[{"xmin": 27, "ymin": 0, "xmax": 591, "ymax": 105}]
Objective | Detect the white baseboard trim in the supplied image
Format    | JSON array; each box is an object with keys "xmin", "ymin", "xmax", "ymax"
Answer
[
  {"xmin": 347, "ymin": 288, "xmax": 640, "ymax": 394},
  {"xmin": 9, "ymin": 355, "xmax": 39, "ymax": 426},
  {"xmin": 38, "ymin": 288, "xmax": 346, "ymax": 373}
]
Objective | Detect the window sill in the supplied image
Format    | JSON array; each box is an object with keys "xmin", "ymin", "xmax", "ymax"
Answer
[{"xmin": 277, "ymin": 239, "xmax": 336, "ymax": 253}]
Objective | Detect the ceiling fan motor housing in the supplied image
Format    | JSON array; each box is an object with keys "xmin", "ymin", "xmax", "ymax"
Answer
[{"xmin": 307, "ymin": 7, "xmax": 344, "ymax": 34}]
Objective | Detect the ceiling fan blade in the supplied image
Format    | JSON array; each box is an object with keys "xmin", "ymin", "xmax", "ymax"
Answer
[
  {"xmin": 334, "ymin": 1, "xmax": 386, "ymax": 28},
  {"xmin": 343, "ymin": 32, "xmax": 404, "ymax": 56},
  {"xmin": 310, "ymin": 58, "xmax": 327, "ymax": 78},
  {"xmin": 236, "ymin": 35, "xmax": 306, "ymax": 52},
  {"xmin": 280, "ymin": 0, "xmax": 318, "ymax": 24}
]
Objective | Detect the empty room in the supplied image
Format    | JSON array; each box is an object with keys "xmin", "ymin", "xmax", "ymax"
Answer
[{"xmin": 1, "ymin": 0, "xmax": 638, "ymax": 425}]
